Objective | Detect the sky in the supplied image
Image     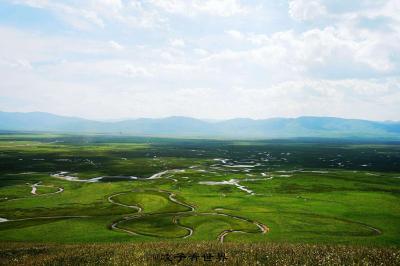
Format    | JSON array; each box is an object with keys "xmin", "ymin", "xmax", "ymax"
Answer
[{"xmin": 0, "ymin": 0, "xmax": 399, "ymax": 121}]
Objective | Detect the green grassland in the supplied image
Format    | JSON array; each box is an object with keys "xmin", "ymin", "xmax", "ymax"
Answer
[{"xmin": 0, "ymin": 133, "xmax": 399, "ymax": 251}]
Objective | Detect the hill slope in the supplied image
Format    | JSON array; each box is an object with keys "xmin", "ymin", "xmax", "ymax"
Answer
[{"xmin": 0, "ymin": 111, "xmax": 399, "ymax": 139}]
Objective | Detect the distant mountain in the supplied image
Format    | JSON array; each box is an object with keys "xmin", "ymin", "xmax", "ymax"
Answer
[{"xmin": 0, "ymin": 111, "xmax": 399, "ymax": 139}]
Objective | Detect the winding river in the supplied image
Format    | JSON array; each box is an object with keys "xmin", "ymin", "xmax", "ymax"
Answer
[{"xmin": 107, "ymin": 189, "xmax": 268, "ymax": 242}]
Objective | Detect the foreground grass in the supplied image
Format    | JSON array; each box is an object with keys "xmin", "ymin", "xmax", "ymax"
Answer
[{"xmin": 1, "ymin": 242, "xmax": 399, "ymax": 265}]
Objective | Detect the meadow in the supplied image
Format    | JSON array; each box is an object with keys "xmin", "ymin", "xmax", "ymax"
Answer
[{"xmin": 0, "ymin": 133, "xmax": 399, "ymax": 264}]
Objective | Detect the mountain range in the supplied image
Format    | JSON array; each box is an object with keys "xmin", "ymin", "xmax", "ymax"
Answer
[{"xmin": 0, "ymin": 111, "xmax": 399, "ymax": 140}]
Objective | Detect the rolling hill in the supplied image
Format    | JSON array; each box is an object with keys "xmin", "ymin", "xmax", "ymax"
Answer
[{"xmin": 0, "ymin": 111, "xmax": 399, "ymax": 139}]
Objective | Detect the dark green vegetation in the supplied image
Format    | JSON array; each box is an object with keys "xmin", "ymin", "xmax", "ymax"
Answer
[{"xmin": 0, "ymin": 133, "xmax": 399, "ymax": 250}]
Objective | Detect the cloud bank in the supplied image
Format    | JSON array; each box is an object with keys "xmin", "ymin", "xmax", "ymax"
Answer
[{"xmin": 0, "ymin": 0, "xmax": 399, "ymax": 120}]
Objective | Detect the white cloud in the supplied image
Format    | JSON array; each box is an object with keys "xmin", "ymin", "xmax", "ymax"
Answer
[
  {"xmin": 0, "ymin": 57, "xmax": 32, "ymax": 70},
  {"xmin": 288, "ymin": 0, "xmax": 327, "ymax": 21},
  {"xmin": 193, "ymin": 48, "xmax": 209, "ymax": 56},
  {"xmin": 3, "ymin": 68, "xmax": 398, "ymax": 120},
  {"xmin": 169, "ymin": 38, "xmax": 185, "ymax": 48},
  {"xmin": 149, "ymin": 0, "xmax": 248, "ymax": 17},
  {"xmin": 1, "ymin": 1, "xmax": 400, "ymax": 121},
  {"xmin": 226, "ymin": 30, "xmax": 243, "ymax": 39},
  {"xmin": 197, "ymin": 0, "xmax": 248, "ymax": 17},
  {"xmin": 12, "ymin": 0, "xmax": 105, "ymax": 29},
  {"xmin": 11, "ymin": 0, "xmax": 165, "ymax": 29},
  {"xmin": 109, "ymin": 40, "xmax": 124, "ymax": 50},
  {"xmin": 122, "ymin": 64, "xmax": 152, "ymax": 78},
  {"xmin": 208, "ymin": 24, "xmax": 400, "ymax": 78}
]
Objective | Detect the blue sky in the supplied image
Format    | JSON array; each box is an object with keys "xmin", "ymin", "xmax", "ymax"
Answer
[{"xmin": 0, "ymin": 0, "xmax": 399, "ymax": 121}]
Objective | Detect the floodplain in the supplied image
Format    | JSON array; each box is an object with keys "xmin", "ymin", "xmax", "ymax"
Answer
[{"xmin": 0, "ymin": 134, "xmax": 399, "ymax": 264}]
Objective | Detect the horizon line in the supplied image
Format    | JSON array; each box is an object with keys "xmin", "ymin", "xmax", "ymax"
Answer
[{"xmin": 0, "ymin": 110, "xmax": 398, "ymax": 123}]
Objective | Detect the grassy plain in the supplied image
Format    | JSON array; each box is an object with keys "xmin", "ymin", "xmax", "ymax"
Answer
[{"xmin": 0, "ymin": 133, "xmax": 399, "ymax": 264}]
